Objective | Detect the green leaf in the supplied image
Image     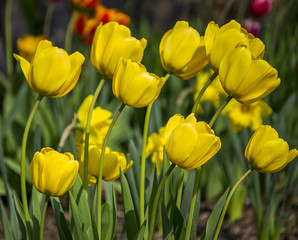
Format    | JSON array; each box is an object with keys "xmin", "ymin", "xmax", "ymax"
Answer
[
  {"xmin": 0, "ymin": 198, "xmax": 13, "ymax": 240},
  {"xmin": 134, "ymin": 220, "xmax": 146, "ymax": 240},
  {"xmin": 120, "ymin": 169, "xmax": 139, "ymax": 240},
  {"xmin": 68, "ymin": 191, "xmax": 88, "ymax": 240},
  {"xmin": 31, "ymin": 187, "xmax": 45, "ymax": 239},
  {"xmin": 180, "ymin": 170, "xmax": 195, "ymax": 219},
  {"xmin": 162, "ymin": 202, "xmax": 173, "ymax": 239},
  {"xmin": 190, "ymin": 190, "xmax": 201, "ymax": 240},
  {"xmin": 13, "ymin": 192, "xmax": 29, "ymax": 239},
  {"xmin": 201, "ymin": 187, "xmax": 230, "ymax": 240},
  {"xmin": 50, "ymin": 197, "xmax": 72, "ymax": 240},
  {"xmin": 101, "ymin": 202, "xmax": 112, "ymax": 239}
]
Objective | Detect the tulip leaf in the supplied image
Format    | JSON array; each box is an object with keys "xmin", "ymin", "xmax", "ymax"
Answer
[
  {"xmin": 128, "ymin": 140, "xmax": 141, "ymax": 190},
  {"xmin": 68, "ymin": 191, "xmax": 88, "ymax": 240},
  {"xmin": 120, "ymin": 169, "xmax": 139, "ymax": 240},
  {"xmin": 31, "ymin": 186, "xmax": 45, "ymax": 239},
  {"xmin": 180, "ymin": 170, "xmax": 195, "ymax": 219},
  {"xmin": 162, "ymin": 202, "xmax": 173, "ymax": 239},
  {"xmin": 71, "ymin": 176, "xmax": 93, "ymax": 238},
  {"xmin": 190, "ymin": 190, "xmax": 201, "ymax": 240},
  {"xmin": 200, "ymin": 187, "xmax": 230, "ymax": 240},
  {"xmin": 13, "ymin": 191, "xmax": 29, "ymax": 239},
  {"xmin": 50, "ymin": 197, "xmax": 72, "ymax": 240},
  {"xmin": 134, "ymin": 220, "xmax": 146, "ymax": 240},
  {"xmin": 101, "ymin": 202, "xmax": 112, "ymax": 239},
  {"xmin": 0, "ymin": 198, "xmax": 13, "ymax": 240}
]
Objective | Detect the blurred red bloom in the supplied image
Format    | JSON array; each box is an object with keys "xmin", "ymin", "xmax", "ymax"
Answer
[
  {"xmin": 250, "ymin": 0, "xmax": 273, "ymax": 18},
  {"xmin": 242, "ymin": 18, "xmax": 261, "ymax": 37}
]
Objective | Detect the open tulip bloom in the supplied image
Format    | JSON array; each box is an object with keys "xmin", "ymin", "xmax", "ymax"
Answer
[{"xmin": 14, "ymin": 40, "xmax": 85, "ymax": 98}]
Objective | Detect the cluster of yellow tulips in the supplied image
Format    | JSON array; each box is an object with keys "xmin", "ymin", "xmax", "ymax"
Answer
[{"xmin": 14, "ymin": 18, "xmax": 297, "ymax": 239}]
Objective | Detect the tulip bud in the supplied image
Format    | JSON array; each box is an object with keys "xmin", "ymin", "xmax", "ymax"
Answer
[
  {"xmin": 112, "ymin": 58, "xmax": 166, "ymax": 108},
  {"xmin": 242, "ymin": 18, "xmax": 261, "ymax": 37},
  {"xmin": 165, "ymin": 113, "xmax": 221, "ymax": 170},
  {"xmin": 250, "ymin": 0, "xmax": 273, "ymax": 18},
  {"xmin": 91, "ymin": 21, "xmax": 147, "ymax": 79},
  {"xmin": 16, "ymin": 35, "xmax": 46, "ymax": 61},
  {"xmin": 159, "ymin": 21, "xmax": 208, "ymax": 80},
  {"xmin": 14, "ymin": 40, "xmax": 85, "ymax": 98},
  {"xmin": 29, "ymin": 148, "xmax": 79, "ymax": 196},
  {"xmin": 245, "ymin": 125, "xmax": 298, "ymax": 173},
  {"xmin": 219, "ymin": 46, "xmax": 280, "ymax": 104}
]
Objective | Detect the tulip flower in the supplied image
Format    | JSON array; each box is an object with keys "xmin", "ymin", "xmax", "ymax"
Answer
[
  {"xmin": 159, "ymin": 21, "xmax": 208, "ymax": 80},
  {"xmin": 14, "ymin": 40, "xmax": 85, "ymax": 98},
  {"xmin": 70, "ymin": 0, "xmax": 98, "ymax": 9},
  {"xmin": 29, "ymin": 147, "xmax": 79, "ymax": 196},
  {"xmin": 250, "ymin": 0, "xmax": 273, "ymax": 18},
  {"xmin": 91, "ymin": 21, "xmax": 147, "ymax": 79},
  {"xmin": 219, "ymin": 46, "xmax": 280, "ymax": 104},
  {"xmin": 242, "ymin": 18, "xmax": 261, "ymax": 37},
  {"xmin": 77, "ymin": 144, "xmax": 133, "ymax": 185},
  {"xmin": 165, "ymin": 113, "xmax": 221, "ymax": 170},
  {"xmin": 75, "ymin": 95, "xmax": 112, "ymax": 145},
  {"xmin": 112, "ymin": 58, "xmax": 166, "ymax": 108},
  {"xmin": 16, "ymin": 35, "xmax": 46, "ymax": 61},
  {"xmin": 245, "ymin": 125, "xmax": 298, "ymax": 173},
  {"xmin": 205, "ymin": 20, "xmax": 265, "ymax": 73}
]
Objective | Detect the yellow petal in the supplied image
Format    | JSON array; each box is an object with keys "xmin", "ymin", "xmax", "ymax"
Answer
[
  {"xmin": 165, "ymin": 114, "xmax": 184, "ymax": 139},
  {"xmin": 165, "ymin": 123, "xmax": 197, "ymax": 165},
  {"xmin": 204, "ymin": 21, "xmax": 219, "ymax": 56},
  {"xmin": 13, "ymin": 54, "xmax": 32, "ymax": 86}
]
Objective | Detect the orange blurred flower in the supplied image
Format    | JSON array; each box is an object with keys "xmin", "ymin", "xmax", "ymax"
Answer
[
  {"xmin": 74, "ymin": 3, "xmax": 130, "ymax": 44},
  {"xmin": 70, "ymin": 0, "xmax": 99, "ymax": 9},
  {"xmin": 17, "ymin": 35, "xmax": 46, "ymax": 61}
]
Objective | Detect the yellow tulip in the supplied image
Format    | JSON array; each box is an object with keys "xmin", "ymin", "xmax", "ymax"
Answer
[
  {"xmin": 159, "ymin": 21, "xmax": 208, "ymax": 80},
  {"xmin": 29, "ymin": 147, "xmax": 79, "ymax": 196},
  {"xmin": 165, "ymin": 113, "xmax": 221, "ymax": 170},
  {"xmin": 75, "ymin": 95, "xmax": 112, "ymax": 145},
  {"xmin": 146, "ymin": 127, "xmax": 166, "ymax": 175},
  {"xmin": 219, "ymin": 46, "xmax": 280, "ymax": 104},
  {"xmin": 222, "ymin": 99, "xmax": 272, "ymax": 132},
  {"xmin": 16, "ymin": 35, "xmax": 46, "ymax": 61},
  {"xmin": 245, "ymin": 125, "xmax": 298, "ymax": 173},
  {"xmin": 14, "ymin": 40, "xmax": 85, "ymax": 98},
  {"xmin": 112, "ymin": 58, "xmax": 166, "ymax": 108},
  {"xmin": 90, "ymin": 21, "xmax": 147, "ymax": 79},
  {"xmin": 77, "ymin": 144, "xmax": 133, "ymax": 185},
  {"xmin": 205, "ymin": 20, "xmax": 265, "ymax": 73}
]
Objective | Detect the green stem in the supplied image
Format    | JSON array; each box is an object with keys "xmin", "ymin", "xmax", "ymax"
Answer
[
  {"xmin": 176, "ymin": 168, "xmax": 184, "ymax": 208},
  {"xmin": 43, "ymin": 2, "xmax": 55, "ymax": 37},
  {"xmin": 148, "ymin": 164, "xmax": 176, "ymax": 240},
  {"xmin": 97, "ymin": 103, "xmax": 126, "ymax": 238},
  {"xmin": 5, "ymin": 0, "xmax": 13, "ymax": 78},
  {"xmin": 21, "ymin": 94, "xmax": 43, "ymax": 239},
  {"xmin": 40, "ymin": 195, "xmax": 50, "ymax": 240},
  {"xmin": 64, "ymin": 11, "xmax": 78, "ymax": 53},
  {"xmin": 140, "ymin": 72, "xmax": 171, "ymax": 226},
  {"xmin": 191, "ymin": 73, "xmax": 217, "ymax": 114},
  {"xmin": 209, "ymin": 96, "xmax": 232, "ymax": 128},
  {"xmin": 185, "ymin": 167, "xmax": 201, "ymax": 239},
  {"xmin": 140, "ymin": 103, "xmax": 153, "ymax": 225},
  {"xmin": 213, "ymin": 169, "xmax": 252, "ymax": 240},
  {"xmin": 83, "ymin": 78, "xmax": 105, "ymax": 190}
]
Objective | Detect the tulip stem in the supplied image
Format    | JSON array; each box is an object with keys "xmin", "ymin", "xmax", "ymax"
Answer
[
  {"xmin": 213, "ymin": 168, "xmax": 252, "ymax": 240},
  {"xmin": 97, "ymin": 103, "xmax": 126, "ymax": 239},
  {"xmin": 209, "ymin": 96, "xmax": 232, "ymax": 128},
  {"xmin": 140, "ymin": 103, "xmax": 153, "ymax": 225},
  {"xmin": 176, "ymin": 168, "xmax": 184, "ymax": 208},
  {"xmin": 65, "ymin": 11, "xmax": 78, "ymax": 53},
  {"xmin": 40, "ymin": 195, "xmax": 50, "ymax": 240},
  {"xmin": 140, "ymin": 72, "xmax": 171, "ymax": 226},
  {"xmin": 5, "ymin": 0, "xmax": 13, "ymax": 78},
  {"xmin": 83, "ymin": 78, "xmax": 105, "ymax": 190},
  {"xmin": 43, "ymin": 2, "xmax": 55, "ymax": 37},
  {"xmin": 148, "ymin": 163, "xmax": 176, "ymax": 240},
  {"xmin": 185, "ymin": 166, "xmax": 201, "ymax": 240},
  {"xmin": 192, "ymin": 73, "xmax": 217, "ymax": 114},
  {"xmin": 21, "ymin": 94, "xmax": 43, "ymax": 239}
]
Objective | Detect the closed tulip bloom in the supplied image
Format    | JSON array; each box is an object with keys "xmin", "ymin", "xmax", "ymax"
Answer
[
  {"xmin": 14, "ymin": 40, "xmax": 85, "ymax": 98},
  {"xmin": 165, "ymin": 113, "xmax": 221, "ymax": 170},
  {"xmin": 205, "ymin": 20, "xmax": 265, "ymax": 73},
  {"xmin": 17, "ymin": 35, "xmax": 46, "ymax": 61},
  {"xmin": 112, "ymin": 58, "xmax": 166, "ymax": 108},
  {"xmin": 91, "ymin": 21, "xmax": 147, "ymax": 79},
  {"xmin": 219, "ymin": 46, "xmax": 280, "ymax": 104},
  {"xmin": 159, "ymin": 21, "xmax": 208, "ymax": 80},
  {"xmin": 29, "ymin": 148, "xmax": 79, "ymax": 196},
  {"xmin": 245, "ymin": 125, "xmax": 298, "ymax": 173},
  {"xmin": 77, "ymin": 144, "xmax": 133, "ymax": 185}
]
